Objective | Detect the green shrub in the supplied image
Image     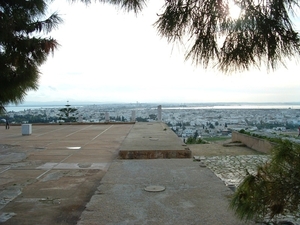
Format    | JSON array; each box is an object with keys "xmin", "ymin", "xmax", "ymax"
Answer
[
  {"xmin": 186, "ymin": 137, "xmax": 208, "ymax": 144},
  {"xmin": 230, "ymin": 140, "xmax": 300, "ymax": 223}
]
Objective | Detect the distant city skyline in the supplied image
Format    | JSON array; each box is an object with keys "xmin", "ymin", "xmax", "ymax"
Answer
[
  {"xmin": 7, "ymin": 101, "xmax": 300, "ymax": 109},
  {"xmin": 22, "ymin": 0, "xmax": 300, "ymax": 104}
]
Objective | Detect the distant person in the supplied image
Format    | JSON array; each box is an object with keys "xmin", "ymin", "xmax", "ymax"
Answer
[
  {"xmin": 5, "ymin": 119, "xmax": 9, "ymax": 129},
  {"xmin": 298, "ymin": 126, "xmax": 300, "ymax": 137}
]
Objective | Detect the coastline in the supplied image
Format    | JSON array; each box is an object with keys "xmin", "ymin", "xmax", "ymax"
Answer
[{"xmin": 6, "ymin": 102, "xmax": 300, "ymax": 112}]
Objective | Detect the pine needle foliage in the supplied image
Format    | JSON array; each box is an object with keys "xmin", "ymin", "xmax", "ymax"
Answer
[
  {"xmin": 73, "ymin": 0, "xmax": 147, "ymax": 13},
  {"xmin": 0, "ymin": 0, "xmax": 62, "ymax": 113},
  {"xmin": 58, "ymin": 104, "xmax": 78, "ymax": 122},
  {"xmin": 230, "ymin": 140, "xmax": 300, "ymax": 223},
  {"xmin": 78, "ymin": 0, "xmax": 300, "ymax": 73}
]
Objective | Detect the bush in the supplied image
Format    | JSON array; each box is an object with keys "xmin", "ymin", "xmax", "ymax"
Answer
[
  {"xmin": 230, "ymin": 140, "xmax": 300, "ymax": 223},
  {"xmin": 186, "ymin": 137, "xmax": 208, "ymax": 144}
]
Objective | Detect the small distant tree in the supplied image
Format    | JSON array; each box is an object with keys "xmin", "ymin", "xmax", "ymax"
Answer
[
  {"xmin": 186, "ymin": 136, "xmax": 195, "ymax": 144},
  {"xmin": 186, "ymin": 136, "xmax": 208, "ymax": 144},
  {"xmin": 209, "ymin": 123, "xmax": 215, "ymax": 129},
  {"xmin": 183, "ymin": 122, "xmax": 191, "ymax": 126},
  {"xmin": 193, "ymin": 130, "xmax": 199, "ymax": 139},
  {"xmin": 136, "ymin": 117, "xmax": 148, "ymax": 122},
  {"xmin": 176, "ymin": 122, "xmax": 182, "ymax": 127},
  {"xmin": 230, "ymin": 140, "xmax": 300, "ymax": 223},
  {"xmin": 58, "ymin": 103, "xmax": 78, "ymax": 122},
  {"xmin": 149, "ymin": 114, "xmax": 157, "ymax": 120}
]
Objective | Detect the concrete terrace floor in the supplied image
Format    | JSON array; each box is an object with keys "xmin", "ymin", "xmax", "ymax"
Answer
[
  {"xmin": 0, "ymin": 124, "xmax": 133, "ymax": 225},
  {"xmin": 0, "ymin": 123, "xmax": 254, "ymax": 225}
]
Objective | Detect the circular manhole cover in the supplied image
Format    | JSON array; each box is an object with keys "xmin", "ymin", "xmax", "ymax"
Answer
[{"xmin": 144, "ymin": 185, "xmax": 165, "ymax": 192}]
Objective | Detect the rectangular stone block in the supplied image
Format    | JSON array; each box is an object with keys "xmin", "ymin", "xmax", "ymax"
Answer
[{"xmin": 22, "ymin": 124, "xmax": 32, "ymax": 135}]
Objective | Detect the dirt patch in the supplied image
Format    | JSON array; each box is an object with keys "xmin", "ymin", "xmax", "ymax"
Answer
[{"xmin": 188, "ymin": 140, "xmax": 265, "ymax": 157}]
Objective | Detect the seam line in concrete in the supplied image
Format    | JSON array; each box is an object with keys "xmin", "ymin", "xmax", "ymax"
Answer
[
  {"xmin": 90, "ymin": 125, "xmax": 114, "ymax": 141},
  {"xmin": 65, "ymin": 125, "xmax": 93, "ymax": 137},
  {"xmin": 34, "ymin": 126, "xmax": 70, "ymax": 137},
  {"xmin": 36, "ymin": 125, "xmax": 114, "ymax": 179},
  {"xmin": 36, "ymin": 153, "xmax": 75, "ymax": 180},
  {"xmin": 0, "ymin": 166, "xmax": 11, "ymax": 174}
]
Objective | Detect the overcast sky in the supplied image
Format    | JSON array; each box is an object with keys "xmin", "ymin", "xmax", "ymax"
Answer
[{"xmin": 24, "ymin": 0, "xmax": 300, "ymax": 104}]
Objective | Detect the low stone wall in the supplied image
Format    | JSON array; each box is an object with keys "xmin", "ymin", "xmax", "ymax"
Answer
[
  {"xmin": 119, "ymin": 149, "xmax": 192, "ymax": 159},
  {"xmin": 232, "ymin": 131, "xmax": 275, "ymax": 154}
]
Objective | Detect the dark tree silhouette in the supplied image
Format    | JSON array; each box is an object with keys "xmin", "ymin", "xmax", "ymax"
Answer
[
  {"xmin": 230, "ymin": 140, "xmax": 300, "ymax": 223},
  {"xmin": 0, "ymin": 0, "xmax": 62, "ymax": 113},
  {"xmin": 76, "ymin": 0, "xmax": 300, "ymax": 73},
  {"xmin": 58, "ymin": 103, "xmax": 78, "ymax": 122}
]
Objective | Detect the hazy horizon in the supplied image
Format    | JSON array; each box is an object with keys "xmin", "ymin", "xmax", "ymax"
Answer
[{"xmin": 8, "ymin": 101, "xmax": 300, "ymax": 106}]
